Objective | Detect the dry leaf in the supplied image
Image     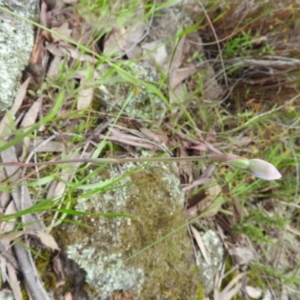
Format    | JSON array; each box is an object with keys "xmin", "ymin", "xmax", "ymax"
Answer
[
  {"xmin": 198, "ymin": 180, "xmax": 225, "ymax": 218},
  {"xmin": 245, "ymin": 286, "xmax": 262, "ymax": 299},
  {"xmin": 40, "ymin": 1, "xmax": 48, "ymax": 27},
  {"xmin": 99, "ymin": 128, "xmax": 160, "ymax": 150},
  {"xmin": 142, "ymin": 41, "xmax": 168, "ymax": 67},
  {"xmin": 0, "ymin": 200, "xmax": 19, "ymax": 285},
  {"xmin": 35, "ymin": 231, "xmax": 60, "ymax": 251},
  {"xmin": 170, "ymin": 66, "xmax": 197, "ymax": 89},
  {"xmin": 215, "ymin": 272, "xmax": 245, "ymax": 300},
  {"xmin": 1, "ymin": 148, "xmax": 44, "ymax": 230},
  {"xmin": 0, "ymin": 78, "xmax": 30, "ymax": 138},
  {"xmin": 182, "ymin": 177, "xmax": 211, "ymax": 193},
  {"xmin": 46, "ymin": 43, "xmax": 66, "ymax": 56},
  {"xmin": 0, "ymin": 230, "xmax": 59, "ymax": 251},
  {"xmin": 28, "ymin": 140, "xmax": 65, "ymax": 152},
  {"xmin": 0, "ymin": 190, "xmax": 11, "ymax": 210},
  {"xmin": 262, "ymin": 290, "xmax": 272, "ymax": 300},
  {"xmin": 1, "ymin": 141, "xmax": 51, "ymax": 299},
  {"xmin": 228, "ymin": 246, "xmax": 255, "ymax": 265},
  {"xmin": 51, "ymin": 22, "xmax": 72, "ymax": 43},
  {"xmin": 47, "ymin": 173, "xmax": 70, "ymax": 200},
  {"xmin": 168, "ymin": 36, "xmax": 190, "ymax": 108},
  {"xmin": 1, "ymin": 201, "xmax": 17, "ymax": 233},
  {"xmin": 47, "ymin": 152, "xmax": 84, "ymax": 229},
  {"xmin": 20, "ymin": 97, "xmax": 43, "ymax": 155},
  {"xmin": 7, "ymin": 263, "xmax": 22, "ymax": 300},
  {"xmin": 122, "ymin": 22, "xmax": 146, "ymax": 59},
  {"xmin": 139, "ymin": 127, "xmax": 166, "ymax": 144},
  {"xmin": 103, "ymin": 27, "xmax": 127, "ymax": 56},
  {"xmin": 64, "ymin": 0, "xmax": 78, "ymax": 3},
  {"xmin": 103, "ymin": 3, "xmax": 145, "ymax": 59},
  {"xmin": 64, "ymin": 292, "xmax": 73, "ymax": 300},
  {"xmin": 0, "ymin": 231, "xmax": 28, "ymax": 244},
  {"xmin": 46, "ymin": 44, "xmax": 97, "ymax": 63},
  {"xmin": 143, "ymin": 7, "xmax": 178, "ymax": 65},
  {"xmin": 188, "ymin": 144, "xmax": 208, "ymax": 151},
  {"xmin": 169, "ymin": 36, "xmax": 186, "ymax": 75},
  {"xmin": 178, "ymin": 145, "xmax": 193, "ymax": 183},
  {"xmin": 53, "ymin": 255, "xmax": 66, "ymax": 283},
  {"xmin": 190, "ymin": 225, "xmax": 210, "ymax": 265},
  {"xmin": 103, "ymin": 25, "xmax": 145, "ymax": 59},
  {"xmin": 47, "ymin": 55, "xmax": 63, "ymax": 77},
  {"xmin": 77, "ymin": 73, "xmax": 95, "ymax": 110},
  {"xmin": 202, "ymin": 64, "xmax": 223, "ymax": 100}
]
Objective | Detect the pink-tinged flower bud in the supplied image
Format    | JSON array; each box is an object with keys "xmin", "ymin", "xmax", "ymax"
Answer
[{"xmin": 248, "ymin": 159, "xmax": 282, "ymax": 180}]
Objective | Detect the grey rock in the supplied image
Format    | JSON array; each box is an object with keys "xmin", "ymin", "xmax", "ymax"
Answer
[
  {"xmin": 0, "ymin": 0, "xmax": 37, "ymax": 111},
  {"xmin": 196, "ymin": 230, "xmax": 224, "ymax": 294},
  {"xmin": 96, "ymin": 62, "xmax": 167, "ymax": 123},
  {"xmin": 63, "ymin": 159, "xmax": 200, "ymax": 299}
]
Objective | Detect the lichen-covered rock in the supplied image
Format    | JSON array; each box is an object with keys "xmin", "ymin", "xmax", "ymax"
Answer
[
  {"xmin": 96, "ymin": 62, "xmax": 166, "ymax": 122},
  {"xmin": 196, "ymin": 230, "xmax": 224, "ymax": 294},
  {"xmin": 63, "ymin": 159, "xmax": 201, "ymax": 299},
  {"xmin": 0, "ymin": 0, "xmax": 37, "ymax": 111}
]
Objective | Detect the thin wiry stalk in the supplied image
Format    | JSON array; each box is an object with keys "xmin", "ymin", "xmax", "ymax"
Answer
[{"xmin": 0, "ymin": 154, "xmax": 239, "ymax": 168}]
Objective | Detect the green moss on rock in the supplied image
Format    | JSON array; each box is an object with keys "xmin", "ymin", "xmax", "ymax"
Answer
[{"xmin": 64, "ymin": 159, "xmax": 200, "ymax": 299}]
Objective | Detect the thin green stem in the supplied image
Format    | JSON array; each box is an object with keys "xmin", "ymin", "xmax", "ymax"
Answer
[{"xmin": 0, "ymin": 154, "xmax": 241, "ymax": 168}]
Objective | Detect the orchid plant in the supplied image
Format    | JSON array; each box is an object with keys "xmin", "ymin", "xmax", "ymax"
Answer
[{"xmin": 0, "ymin": 153, "xmax": 282, "ymax": 181}]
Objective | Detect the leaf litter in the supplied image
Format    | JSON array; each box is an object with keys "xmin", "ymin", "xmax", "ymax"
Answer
[{"xmin": 0, "ymin": 0, "xmax": 299, "ymax": 299}]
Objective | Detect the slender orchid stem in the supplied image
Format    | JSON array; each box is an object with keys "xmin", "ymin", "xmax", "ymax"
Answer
[
  {"xmin": 0, "ymin": 153, "xmax": 281, "ymax": 180},
  {"xmin": 0, "ymin": 154, "xmax": 242, "ymax": 168}
]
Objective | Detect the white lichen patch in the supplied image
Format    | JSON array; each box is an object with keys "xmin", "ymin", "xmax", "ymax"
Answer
[
  {"xmin": 65, "ymin": 158, "xmax": 200, "ymax": 299},
  {"xmin": 67, "ymin": 242, "xmax": 144, "ymax": 298},
  {"xmin": 96, "ymin": 62, "xmax": 166, "ymax": 122}
]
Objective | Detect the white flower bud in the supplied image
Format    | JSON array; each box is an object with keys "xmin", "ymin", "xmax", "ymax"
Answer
[{"xmin": 248, "ymin": 159, "xmax": 282, "ymax": 180}]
